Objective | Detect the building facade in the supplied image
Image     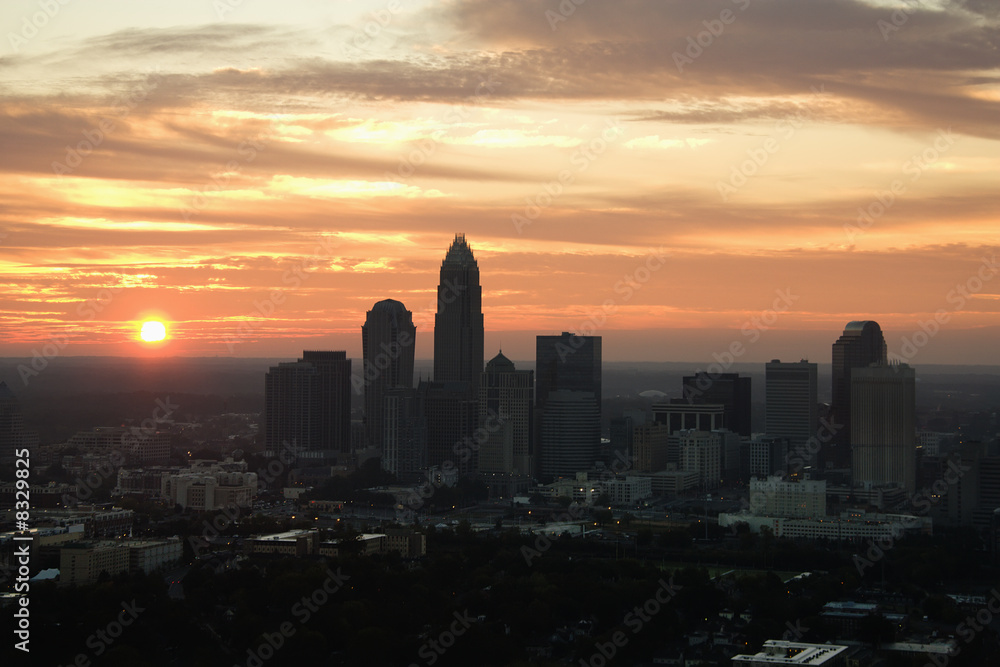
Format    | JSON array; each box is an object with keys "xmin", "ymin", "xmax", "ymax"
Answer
[
  {"xmin": 681, "ymin": 372, "xmax": 752, "ymax": 436},
  {"xmin": 851, "ymin": 363, "xmax": 916, "ymax": 494},
  {"xmin": 362, "ymin": 299, "xmax": 416, "ymax": 450},
  {"xmin": 536, "ymin": 332, "xmax": 602, "ymax": 481},
  {"xmin": 765, "ymin": 359, "xmax": 818, "ymax": 464},
  {"xmin": 830, "ymin": 321, "xmax": 887, "ymax": 468},
  {"xmin": 478, "ymin": 351, "xmax": 533, "ymax": 476}
]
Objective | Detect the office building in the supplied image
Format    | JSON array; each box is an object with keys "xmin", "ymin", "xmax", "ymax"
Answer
[
  {"xmin": 749, "ymin": 436, "xmax": 790, "ymax": 479},
  {"xmin": 160, "ymin": 459, "xmax": 257, "ymax": 510},
  {"xmin": 433, "ymin": 234, "xmax": 484, "ymax": 394},
  {"xmin": 264, "ymin": 351, "xmax": 351, "ymax": 457},
  {"xmin": 538, "ymin": 390, "xmax": 601, "ymax": 480},
  {"xmin": 536, "ymin": 332, "xmax": 602, "ymax": 480},
  {"xmin": 749, "ymin": 475, "xmax": 826, "ymax": 518},
  {"xmin": 65, "ymin": 427, "xmax": 170, "ymax": 466},
  {"xmin": 765, "ymin": 359, "xmax": 818, "ymax": 464},
  {"xmin": 0, "ymin": 381, "xmax": 38, "ymax": 464},
  {"xmin": 362, "ymin": 299, "xmax": 416, "ymax": 450},
  {"xmin": 301, "ymin": 351, "xmax": 352, "ymax": 453},
  {"xmin": 681, "ymin": 372, "xmax": 751, "ymax": 436},
  {"xmin": 851, "ymin": 363, "xmax": 916, "ymax": 494},
  {"xmin": 418, "ymin": 380, "xmax": 477, "ymax": 474},
  {"xmin": 830, "ymin": 321, "xmax": 887, "ymax": 468},
  {"xmin": 478, "ymin": 351, "xmax": 533, "ymax": 480},
  {"xmin": 679, "ymin": 430, "xmax": 721, "ymax": 490},
  {"xmin": 632, "ymin": 422, "xmax": 671, "ymax": 473},
  {"xmin": 382, "ymin": 388, "xmax": 426, "ymax": 482},
  {"xmin": 652, "ymin": 402, "xmax": 726, "ymax": 434}
]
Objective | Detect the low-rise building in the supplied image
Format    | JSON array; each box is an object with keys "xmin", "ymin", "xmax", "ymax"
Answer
[
  {"xmin": 719, "ymin": 510, "xmax": 932, "ymax": 540},
  {"xmin": 633, "ymin": 470, "xmax": 700, "ymax": 496},
  {"xmin": 731, "ymin": 640, "xmax": 849, "ymax": 665},
  {"xmin": 750, "ymin": 476, "xmax": 826, "ymax": 518},
  {"xmin": 59, "ymin": 538, "xmax": 182, "ymax": 585},
  {"xmin": 385, "ymin": 528, "xmax": 426, "ymax": 558},
  {"xmin": 602, "ymin": 476, "xmax": 653, "ymax": 506},
  {"xmin": 161, "ymin": 459, "xmax": 257, "ymax": 510},
  {"xmin": 249, "ymin": 530, "xmax": 319, "ymax": 557}
]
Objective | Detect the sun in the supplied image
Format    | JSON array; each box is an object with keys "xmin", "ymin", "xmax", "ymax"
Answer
[{"xmin": 140, "ymin": 320, "xmax": 167, "ymax": 342}]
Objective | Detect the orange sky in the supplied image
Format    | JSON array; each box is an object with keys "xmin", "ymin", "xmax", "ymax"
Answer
[{"xmin": 1, "ymin": 0, "xmax": 998, "ymax": 364}]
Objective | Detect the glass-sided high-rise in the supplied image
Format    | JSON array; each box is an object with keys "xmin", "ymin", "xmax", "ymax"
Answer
[
  {"xmin": 830, "ymin": 320, "xmax": 887, "ymax": 468},
  {"xmin": 535, "ymin": 332, "xmax": 602, "ymax": 481}
]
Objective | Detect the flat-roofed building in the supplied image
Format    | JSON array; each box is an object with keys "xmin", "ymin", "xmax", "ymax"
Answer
[
  {"xmin": 602, "ymin": 476, "xmax": 653, "ymax": 506},
  {"xmin": 60, "ymin": 541, "xmax": 129, "ymax": 585},
  {"xmin": 249, "ymin": 530, "xmax": 319, "ymax": 557},
  {"xmin": 732, "ymin": 640, "xmax": 849, "ymax": 665},
  {"xmin": 385, "ymin": 528, "xmax": 426, "ymax": 558},
  {"xmin": 750, "ymin": 476, "xmax": 826, "ymax": 518}
]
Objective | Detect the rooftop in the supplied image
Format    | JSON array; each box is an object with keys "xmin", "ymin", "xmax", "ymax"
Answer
[{"xmin": 732, "ymin": 640, "xmax": 849, "ymax": 665}]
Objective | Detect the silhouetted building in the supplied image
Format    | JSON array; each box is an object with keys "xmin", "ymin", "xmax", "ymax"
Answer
[
  {"xmin": 681, "ymin": 372, "xmax": 751, "ymax": 436},
  {"xmin": 830, "ymin": 321, "xmax": 887, "ymax": 468},
  {"xmin": 265, "ymin": 351, "xmax": 351, "ymax": 457},
  {"xmin": 766, "ymin": 360, "xmax": 818, "ymax": 465},
  {"xmin": 851, "ymin": 363, "xmax": 915, "ymax": 494},
  {"xmin": 418, "ymin": 380, "xmax": 477, "ymax": 475},
  {"xmin": 536, "ymin": 332, "xmax": 602, "ymax": 405},
  {"xmin": 536, "ymin": 333, "xmax": 602, "ymax": 480},
  {"xmin": 478, "ymin": 351, "xmax": 533, "ymax": 478},
  {"xmin": 301, "ymin": 351, "xmax": 352, "ymax": 454},
  {"xmin": 0, "ymin": 381, "xmax": 38, "ymax": 464},
  {"xmin": 362, "ymin": 299, "xmax": 416, "ymax": 450},
  {"xmin": 382, "ymin": 388, "xmax": 426, "ymax": 482},
  {"xmin": 538, "ymin": 390, "xmax": 601, "ymax": 479},
  {"xmin": 433, "ymin": 234, "xmax": 484, "ymax": 396}
]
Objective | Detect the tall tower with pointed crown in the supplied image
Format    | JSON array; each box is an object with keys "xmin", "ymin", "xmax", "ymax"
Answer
[{"xmin": 433, "ymin": 233, "xmax": 484, "ymax": 395}]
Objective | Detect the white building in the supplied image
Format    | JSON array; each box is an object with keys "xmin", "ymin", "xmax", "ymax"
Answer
[
  {"xmin": 732, "ymin": 640, "xmax": 849, "ymax": 665},
  {"xmin": 601, "ymin": 476, "xmax": 653, "ymax": 506},
  {"xmin": 161, "ymin": 459, "xmax": 257, "ymax": 510},
  {"xmin": 718, "ymin": 509, "xmax": 932, "ymax": 540},
  {"xmin": 633, "ymin": 470, "xmax": 700, "ymax": 496}
]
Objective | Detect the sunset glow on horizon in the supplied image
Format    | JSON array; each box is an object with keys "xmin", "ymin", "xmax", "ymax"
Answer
[{"xmin": 1, "ymin": 0, "xmax": 998, "ymax": 364}]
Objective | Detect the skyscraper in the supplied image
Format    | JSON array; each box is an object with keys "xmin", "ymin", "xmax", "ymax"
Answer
[
  {"xmin": 362, "ymin": 299, "xmax": 416, "ymax": 450},
  {"xmin": 830, "ymin": 321, "xmax": 887, "ymax": 468},
  {"xmin": 765, "ymin": 359, "xmax": 818, "ymax": 465},
  {"xmin": 300, "ymin": 351, "xmax": 352, "ymax": 454},
  {"xmin": 536, "ymin": 332, "xmax": 602, "ymax": 480},
  {"xmin": 851, "ymin": 363, "xmax": 916, "ymax": 494},
  {"xmin": 264, "ymin": 351, "xmax": 351, "ymax": 457},
  {"xmin": 433, "ymin": 233, "xmax": 484, "ymax": 394},
  {"xmin": 681, "ymin": 372, "xmax": 752, "ymax": 436},
  {"xmin": 382, "ymin": 387, "xmax": 426, "ymax": 482},
  {"xmin": 264, "ymin": 361, "xmax": 320, "ymax": 454},
  {"xmin": 478, "ymin": 351, "xmax": 533, "ymax": 484},
  {"xmin": 419, "ymin": 380, "xmax": 477, "ymax": 475}
]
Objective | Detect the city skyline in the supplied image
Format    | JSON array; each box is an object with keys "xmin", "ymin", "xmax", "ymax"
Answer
[{"xmin": 1, "ymin": 1, "xmax": 998, "ymax": 364}]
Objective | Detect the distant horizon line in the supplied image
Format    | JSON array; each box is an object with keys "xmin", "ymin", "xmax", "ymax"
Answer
[{"xmin": 2, "ymin": 355, "xmax": 999, "ymax": 371}]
